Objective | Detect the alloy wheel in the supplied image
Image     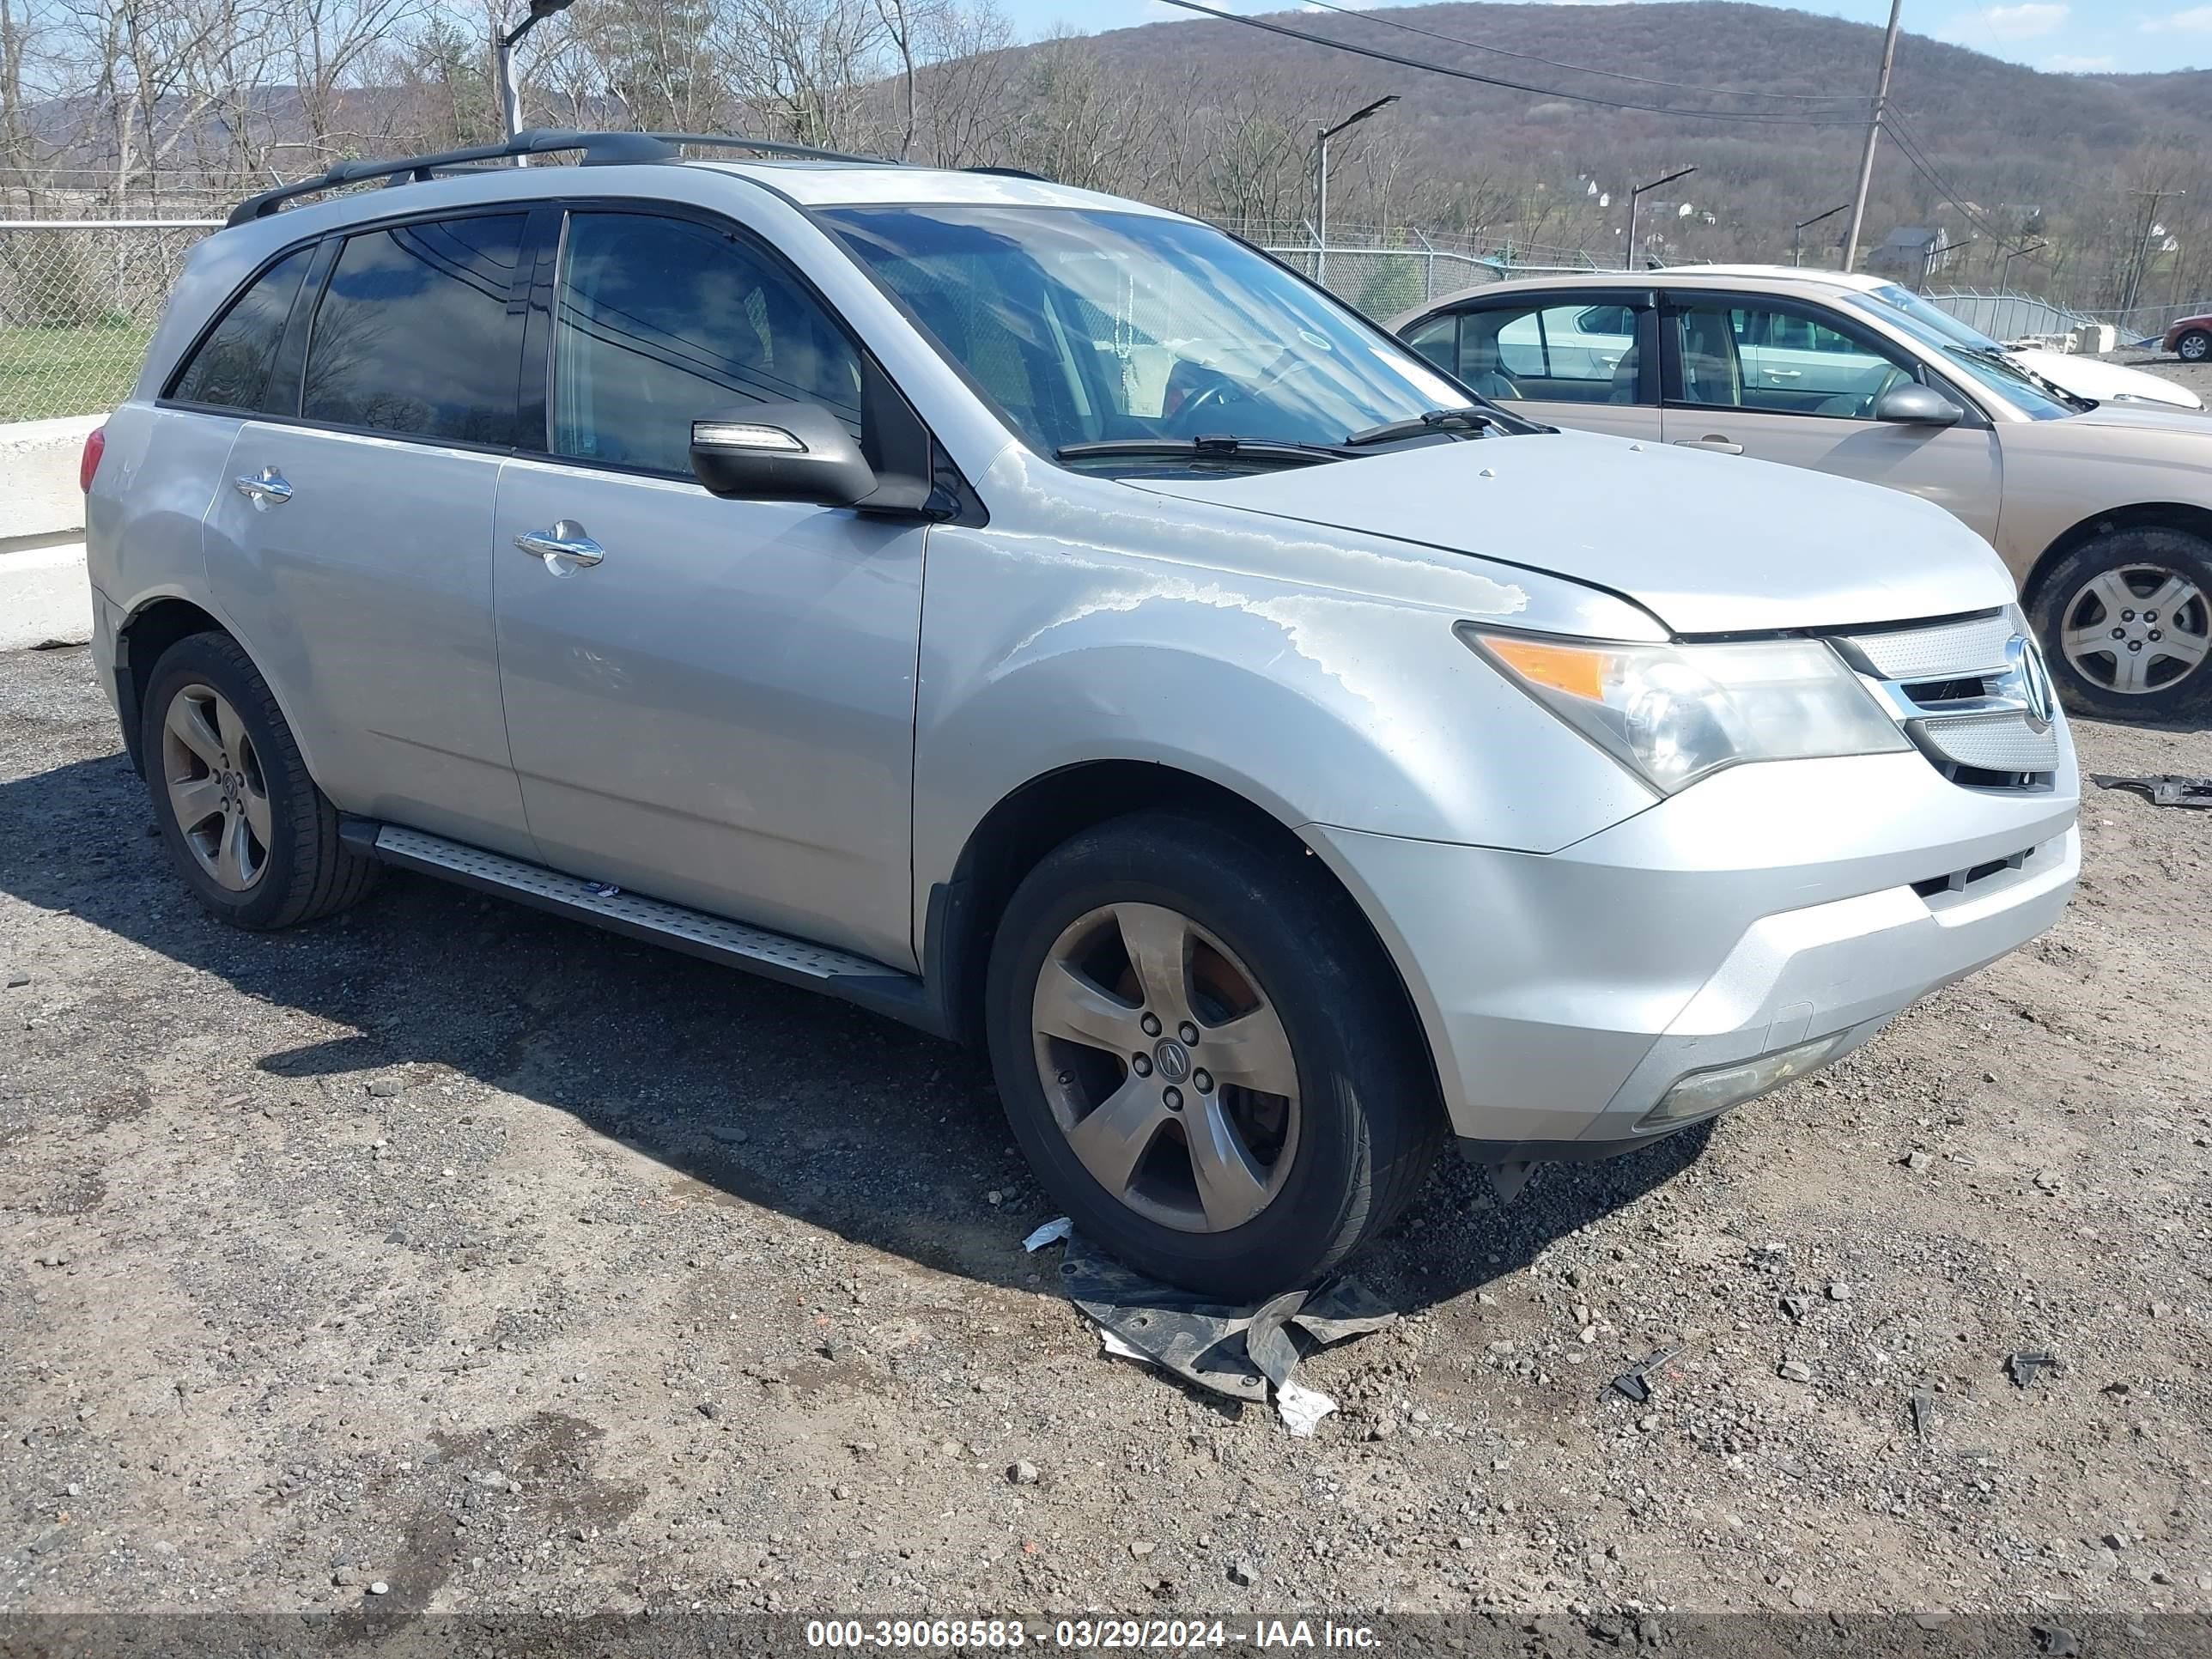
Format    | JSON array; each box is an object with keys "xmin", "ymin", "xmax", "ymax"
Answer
[
  {"xmin": 2181, "ymin": 332, "xmax": 2210, "ymax": 363},
  {"xmin": 161, "ymin": 683, "xmax": 271, "ymax": 891},
  {"xmin": 2057, "ymin": 563, "xmax": 2210, "ymax": 696},
  {"xmin": 1030, "ymin": 902, "xmax": 1300, "ymax": 1234}
]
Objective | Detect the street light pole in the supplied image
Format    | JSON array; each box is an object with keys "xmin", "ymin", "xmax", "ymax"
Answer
[
  {"xmin": 1792, "ymin": 202, "xmax": 1850, "ymax": 268},
  {"xmin": 1843, "ymin": 0, "xmax": 1904, "ymax": 273},
  {"xmin": 1626, "ymin": 166, "xmax": 1696, "ymax": 270},
  {"xmin": 1313, "ymin": 94, "xmax": 1398, "ymax": 289},
  {"xmin": 498, "ymin": 0, "xmax": 577, "ymax": 155}
]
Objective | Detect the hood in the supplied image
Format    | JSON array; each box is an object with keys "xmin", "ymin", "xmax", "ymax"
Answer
[
  {"xmin": 1127, "ymin": 428, "xmax": 2017, "ymax": 636},
  {"xmin": 2009, "ymin": 349, "xmax": 2204, "ymax": 411},
  {"xmin": 2056, "ymin": 399, "xmax": 2212, "ymax": 438}
]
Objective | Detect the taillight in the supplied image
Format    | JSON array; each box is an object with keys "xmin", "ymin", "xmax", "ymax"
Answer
[{"xmin": 79, "ymin": 425, "xmax": 106, "ymax": 493}]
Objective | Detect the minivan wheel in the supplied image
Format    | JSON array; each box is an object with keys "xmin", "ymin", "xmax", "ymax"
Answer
[
  {"xmin": 2032, "ymin": 529, "xmax": 2212, "ymax": 720},
  {"xmin": 2176, "ymin": 329, "xmax": 2210, "ymax": 363},
  {"xmin": 985, "ymin": 811, "xmax": 1443, "ymax": 1300},
  {"xmin": 141, "ymin": 632, "xmax": 379, "ymax": 929}
]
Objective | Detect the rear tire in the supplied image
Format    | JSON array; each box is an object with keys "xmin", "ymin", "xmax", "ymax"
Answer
[
  {"xmin": 2176, "ymin": 328, "xmax": 2210, "ymax": 364},
  {"xmin": 984, "ymin": 810, "xmax": 1443, "ymax": 1300},
  {"xmin": 141, "ymin": 631, "xmax": 379, "ymax": 929},
  {"xmin": 2030, "ymin": 528, "xmax": 2212, "ymax": 721}
]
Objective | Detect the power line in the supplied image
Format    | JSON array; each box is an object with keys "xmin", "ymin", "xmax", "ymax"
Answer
[
  {"xmin": 1291, "ymin": 0, "xmax": 1873, "ymax": 106},
  {"xmin": 1881, "ymin": 112, "xmax": 2012, "ymax": 248},
  {"xmin": 1158, "ymin": 1, "xmax": 1873, "ymax": 127}
]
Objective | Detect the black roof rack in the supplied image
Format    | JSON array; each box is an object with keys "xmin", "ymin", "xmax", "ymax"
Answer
[{"xmin": 226, "ymin": 129, "xmax": 888, "ymax": 228}]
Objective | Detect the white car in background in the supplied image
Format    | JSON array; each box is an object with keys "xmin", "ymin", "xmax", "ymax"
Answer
[{"xmin": 1687, "ymin": 265, "xmax": 2204, "ymax": 412}]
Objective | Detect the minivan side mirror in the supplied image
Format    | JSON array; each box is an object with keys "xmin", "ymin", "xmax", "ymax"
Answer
[
  {"xmin": 1873, "ymin": 384, "xmax": 1964, "ymax": 427},
  {"xmin": 690, "ymin": 401, "xmax": 878, "ymax": 506}
]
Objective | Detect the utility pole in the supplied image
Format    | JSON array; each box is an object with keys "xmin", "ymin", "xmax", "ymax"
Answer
[
  {"xmin": 1842, "ymin": 0, "xmax": 1904, "ymax": 273},
  {"xmin": 1793, "ymin": 202, "xmax": 1850, "ymax": 268},
  {"xmin": 1313, "ymin": 94, "xmax": 1398, "ymax": 290},
  {"xmin": 1626, "ymin": 166, "xmax": 1695, "ymax": 270},
  {"xmin": 2000, "ymin": 240, "xmax": 2047, "ymax": 290},
  {"xmin": 498, "ymin": 0, "xmax": 576, "ymax": 154},
  {"xmin": 2119, "ymin": 188, "xmax": 2183, "ymax": 316}
]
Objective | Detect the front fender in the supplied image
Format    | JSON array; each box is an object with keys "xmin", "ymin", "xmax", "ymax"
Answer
[{"xmin": 910, "ymin": 514, "xmax": 1657, "ymax": 945}]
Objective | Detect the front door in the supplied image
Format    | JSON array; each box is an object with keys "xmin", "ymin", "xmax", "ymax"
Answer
[
  {"xmin": 1658, "ymin": 293, "xmax": 2002, "ymax": 543},
  {"xmin": 1403, "ymin": 294, "xmax": 1661, "ymax": 442},
  {"xmin": 491, "ymin": 208, "xmax": 925, "ymax": 969},
  {"xmin": 204, "ymin": 210, "xmax": 536, "ymax": 852}
]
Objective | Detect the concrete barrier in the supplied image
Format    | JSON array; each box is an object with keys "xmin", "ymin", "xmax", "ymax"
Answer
[{"xmin": 1, "ymin": 414, "xmax": 100, "ymax": 650}]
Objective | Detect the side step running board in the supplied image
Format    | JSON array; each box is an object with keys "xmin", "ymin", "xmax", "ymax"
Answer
[{"xmin": 342, "ymin": 821, "xmax": 948, "ymax": 1037}]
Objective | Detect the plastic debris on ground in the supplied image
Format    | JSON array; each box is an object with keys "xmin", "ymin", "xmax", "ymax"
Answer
[
  {"xmin": 1021, "ymin": 1216, "xmax": 1073, "ymax": 1253},
  {"xmin": 2007, "ymin": 1349, "xmax": 2060, "ymax": 1389},
  {"xmin": 1607, "ymin": 1344, "xmax": 1686, "ymax": 1405},
  {"xmin": 1031, "ymin": 1227, "xmax": 1395, "ymax": 1436},
  {"xmin": 2090, "ymin": 773, "xmax": 2212, "ymax": 808}
]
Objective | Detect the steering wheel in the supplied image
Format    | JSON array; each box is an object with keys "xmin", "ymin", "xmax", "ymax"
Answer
[
  {"xmin": 1831, "ymin": 367, "xmax": 1911, "ymax": 420},
  {"xmin": 1164, "ymin": 350, "xmax": 1322, "ymax": 436}
]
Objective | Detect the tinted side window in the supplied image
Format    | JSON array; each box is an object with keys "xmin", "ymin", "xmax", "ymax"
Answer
[
  {"xmin": 303, "ymin": 214, "xmax": 526, "ymax": 444},
  {"xmin": 1403, "ymin": 313, "xmax": 1460, "ymax": 377},
  {"xmin": 170, "ymin": 247, "xmax": 313, "ymax": 410},
  {"xmin": 550, "ymin": 211, "xmax": 861, "ymax": 475}
]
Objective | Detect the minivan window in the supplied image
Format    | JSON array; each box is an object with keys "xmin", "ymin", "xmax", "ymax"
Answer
[
  {"xmin": 550, "ymin": 211, "xmax": 861, "ymax": 476},
  {"xmin": 169, "ymin": 246, "xmax": 313, "ymax": 410},
  {"xmin": 820, "ymin": 205, "xmax": 1465, "ymax": 462},
  {"xmin": 302, "ymin": 214, "xmax": 526, "ymax": 445}
]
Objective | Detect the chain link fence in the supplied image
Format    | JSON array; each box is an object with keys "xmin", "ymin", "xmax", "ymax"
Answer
[{"xmin": 0, "ymin": 220, "xmax": 220, "ymax": 422}]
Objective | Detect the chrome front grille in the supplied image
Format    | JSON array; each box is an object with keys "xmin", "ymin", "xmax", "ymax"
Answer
[{"xmin": 1830, "ymin": 610, "xmax": 2060, "ymax": 790}]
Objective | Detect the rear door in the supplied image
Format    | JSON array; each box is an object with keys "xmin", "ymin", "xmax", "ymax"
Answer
[
  {"xmin": 1402, "ymin": 292, "xmax": 1660, "ymax": 441},
  {"xmin": 200, "ymin": 209, "xmax": 536, "ymax": 852},
  {"xmin": 1657, "ymin": 289, "xmax": 2002, "ymax": 542}
]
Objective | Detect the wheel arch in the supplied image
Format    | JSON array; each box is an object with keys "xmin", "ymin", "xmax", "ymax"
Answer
[
  {"xmin": 114, "ymin": 595, "xmax": 229, "ymax": 775},
  {"xmin": 924, "ymin": 761, "xmax": 1441, "ymax": 1109},
  {"xmin": 2021, "ymin": 501, "xmax": 2212, "ymax": 611}
]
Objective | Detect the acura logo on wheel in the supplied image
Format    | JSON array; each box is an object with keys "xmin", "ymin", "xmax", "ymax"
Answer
[
  {"xmin": 1152, "ymin": 1039, "xmax": 1192, "ymax": 1083},
  {"xmin": 2000, "ymin": 635, "xmax": 2057, "ymax": 733}
]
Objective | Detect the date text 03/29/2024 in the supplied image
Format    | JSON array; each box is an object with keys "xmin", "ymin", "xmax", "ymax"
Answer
[{"xmin": 805, "ymin": 1619, "xmax": 1382, "ymax": 1649}]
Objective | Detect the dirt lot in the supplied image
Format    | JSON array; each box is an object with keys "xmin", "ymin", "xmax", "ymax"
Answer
[{"xmin": 3, "ymin": 520, "xmax": 2211, "ymax": 1632}]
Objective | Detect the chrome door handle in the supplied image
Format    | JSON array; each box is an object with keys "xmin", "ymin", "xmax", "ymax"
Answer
[
  {"xmin": 1765, "ymin": 368, "xmax": 1802, "ymax": 380},
  {"xmin": 234, "ymin": 467, "xmax": 293, "ymax": 507},
  {"xmin": 514, "ymin": 522, "xmax": 605, "ymax": 568},
  {"xmin": 1674, "ymin": 436, "xmax": 1744, "ymax": 455}
]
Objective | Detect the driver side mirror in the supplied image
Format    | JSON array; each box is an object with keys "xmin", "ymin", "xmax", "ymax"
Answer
[{"xmin": 1873, "ymin": 384, "xmax": 1964, "ymax": 427}]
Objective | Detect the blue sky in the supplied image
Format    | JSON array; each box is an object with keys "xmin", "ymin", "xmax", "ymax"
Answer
[{"xmin": 994, "ymin": 2, "xmax": 2210, "ymax": 76}]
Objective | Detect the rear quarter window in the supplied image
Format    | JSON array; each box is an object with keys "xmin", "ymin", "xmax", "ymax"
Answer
[{"xmin": 167, "ymin": 247, "xmax": 314, "ymax": 410}]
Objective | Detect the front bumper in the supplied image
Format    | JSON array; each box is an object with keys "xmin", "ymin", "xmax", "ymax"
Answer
[{"xmin": 1314, "ymin": 745, "xmax": 2079, "ymax": 1153}]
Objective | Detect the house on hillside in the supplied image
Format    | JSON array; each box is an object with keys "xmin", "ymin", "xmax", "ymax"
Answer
[{"xmin": 1866, "ymin": 227, "xmax": 1957, "ymax": 283}]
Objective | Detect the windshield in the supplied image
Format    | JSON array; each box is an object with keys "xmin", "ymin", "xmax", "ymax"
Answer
[
  {"xmin": 819, "ymin": 205, "xmax": 1470, "ymax": 463},
  {"xmin": 1837, "ymin": 290, "xmax": 2080, "ymax": 421},
  {"xmin": 1862, "ymin": 282, "xmax": 2007, "ymax": 352}
]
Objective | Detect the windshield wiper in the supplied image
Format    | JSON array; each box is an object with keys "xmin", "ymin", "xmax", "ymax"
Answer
[
  {"xmin": 1053, "ymin": 435, "xmax": 1342, "ymax": 468},
  {"xmin": 1341, "ymin": 405, "xmax": 1504, "ymax": 448}
]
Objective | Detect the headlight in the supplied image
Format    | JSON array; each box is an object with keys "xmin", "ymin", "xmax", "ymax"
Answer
[{"xmin": 1460, "ymin": 626, "xmax": 1910, "ymax": 794}]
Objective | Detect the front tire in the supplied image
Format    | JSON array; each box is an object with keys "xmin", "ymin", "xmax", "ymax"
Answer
[
  {"xmin": 2030, "ymin": 528, "xmax": 2212, "ymax": 721},
  {"xmin": 985, "ymin": 811, "xmax": 1443, "ymax": 1300},
  {"xmin": 141, "ymin": 631, "xmax": 379, "ymax": 929},
  {"xmin": 2175, "ymin": 329, "xmax": 2210, "ymax": 364}
]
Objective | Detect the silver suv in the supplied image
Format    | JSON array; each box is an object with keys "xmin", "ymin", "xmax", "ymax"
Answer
[{"xmin": 84, "ymin": 131, "xmax": 2080, "ymax": 1298}]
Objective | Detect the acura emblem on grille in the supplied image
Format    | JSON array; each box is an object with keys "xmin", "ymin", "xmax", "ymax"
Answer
[{"xmin": 1998, "ymin": 635, "xmax": 2057, "ymax": 733}]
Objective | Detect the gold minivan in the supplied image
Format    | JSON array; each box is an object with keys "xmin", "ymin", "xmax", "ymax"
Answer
[{"xmin": 1395, "ymin": 270, "xmax": 2212, "ymax": 721}]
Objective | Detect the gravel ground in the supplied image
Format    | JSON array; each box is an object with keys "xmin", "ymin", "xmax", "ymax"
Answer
[{"xmin": 3, "ymin": 490, "xmax": 2211, "ymax": 1630}]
